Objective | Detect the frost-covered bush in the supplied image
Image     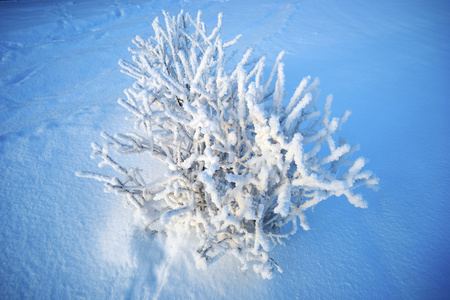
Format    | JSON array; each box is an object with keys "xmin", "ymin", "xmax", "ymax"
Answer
[{"xmin": 77, "ymin": 11, "xmax": 378, "ymax": 279}]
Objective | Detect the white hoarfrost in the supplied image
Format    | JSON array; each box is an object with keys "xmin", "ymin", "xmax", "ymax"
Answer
[{"xmin": 77, "ymin": 11, "xmax": 378, "ymax": 279}]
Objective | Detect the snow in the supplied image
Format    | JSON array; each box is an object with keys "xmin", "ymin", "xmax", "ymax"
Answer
[{"xmin": 1, "ymin": 0, "xmax": 449, "ymax": 299}]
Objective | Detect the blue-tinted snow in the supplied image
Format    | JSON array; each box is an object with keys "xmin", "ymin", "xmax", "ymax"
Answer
[{"xmin": 0, "ymin": 0, "xmax": 449, "ymax": 299}]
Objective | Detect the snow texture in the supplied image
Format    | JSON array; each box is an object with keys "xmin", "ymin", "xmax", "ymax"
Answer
[{"xmin": 1, "ymin": 0, "xmax": 449, "ymax": 298}]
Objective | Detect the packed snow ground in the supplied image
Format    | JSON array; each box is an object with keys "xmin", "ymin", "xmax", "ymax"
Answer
[{"xmin": 1, "ymin": 0, "xmax": 449, "ymax": 299}]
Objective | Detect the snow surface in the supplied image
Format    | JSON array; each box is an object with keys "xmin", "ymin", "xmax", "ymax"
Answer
[{"xmin": 1, "ymin": 0, "xmax": 449, "ymax": 299}]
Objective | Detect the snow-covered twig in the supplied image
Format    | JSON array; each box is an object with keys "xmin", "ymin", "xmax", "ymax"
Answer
[{"xmin": 79, "ymin": 10, "xmax": 378, "ymax": 279}]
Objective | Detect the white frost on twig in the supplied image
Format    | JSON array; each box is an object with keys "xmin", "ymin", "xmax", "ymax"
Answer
[{"xmin": 78, "ymin": 10, "xmax": 378, "ymax": 279}]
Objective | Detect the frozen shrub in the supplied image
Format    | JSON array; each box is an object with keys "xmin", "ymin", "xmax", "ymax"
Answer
[{"xmin": 77, "ymin": 10, "xmax": 378, "ymax": 279}]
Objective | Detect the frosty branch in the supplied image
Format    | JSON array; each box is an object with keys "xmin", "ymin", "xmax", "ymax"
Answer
[{"xmin": 77, "ymin": 10, "xmax": 378, "ymax": 279}]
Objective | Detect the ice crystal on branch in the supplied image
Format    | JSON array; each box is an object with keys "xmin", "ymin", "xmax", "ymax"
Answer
[{"xmin": 77, "ymin": 10, "xmax": 378, "ymax": 279}]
